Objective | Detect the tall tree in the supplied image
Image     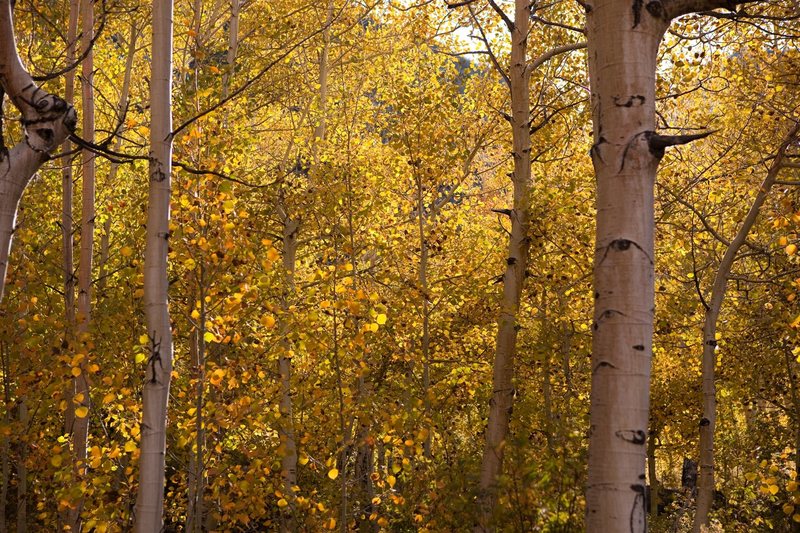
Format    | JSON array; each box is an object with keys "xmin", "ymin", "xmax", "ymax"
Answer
[
  {"xmin": 453, "ymin": 2, "xmax": 584, "ymax": 529},
  {"xmin": 134, "ymin": 0, "xmax": 174, "ymax": 528},
  {"xmin": 584, "ymin": 0, "xmax": 768, "ymax": 530},
  {"xmin": 0, "ymin": 0, "xmax": 76, "ymax": 301}
]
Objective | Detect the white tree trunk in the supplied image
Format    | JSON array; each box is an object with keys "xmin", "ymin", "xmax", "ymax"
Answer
[
  {"xmin": 585, "ymin": 1, "xmax": 762, "ymax": 531},
  {"xmin": 70, "ymin": 0, "xmax": 95, "ymax": 527},
  {"xmin": 475, "ymin": 3, "xmax": 532, "ymax": 530},
  {"xmin": 134, "ymin": 0, "xmax": 174, "ymax": 528},
  {"xmin": 0, "ymin": 0, "xmax": 76, "ymax": 301},
  {"xmin": 693, "ymin": 124, "xmax": 799, "ymax": 531}
]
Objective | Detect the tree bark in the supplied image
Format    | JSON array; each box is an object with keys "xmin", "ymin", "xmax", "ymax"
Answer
[
  {"xmin": 15, "ymin": 398, "xmax": 26, "ymax": 533},
  {"xmin": 693, "ymin": 124, "xmax": 799, "ymax": 531},
  {"xmin": 585, "ymin": 2, "xmax": 667, "ymax": 530},
  {"xmin": 98, "ymin": 21, "xmax": 139, "ymax": 295},
  {"xmin": 475, "ymin": 2, "xmax": 532, "ymax": 530},
  {"xmin": 584, "ymin": 1, "xmax": 764, "ymax": 531},
  {"xmin": 61, "ymin": 0, "xmax": 79, "ymax": 448},
  {"xmin": 70, "ymin": 0, "xmax": 96, "ymax": 527},
  {"xmin": 134, "ymin": 0, "xmax": 174, "ymax": 528},
  {"xmin": 0, "ymin": 0, "xmax": 76, "ymax": 301}
]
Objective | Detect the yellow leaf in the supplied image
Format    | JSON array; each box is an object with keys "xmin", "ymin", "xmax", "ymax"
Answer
[
  {"xmin": 376, "ymin": 313, "xmax": 387, "ymax": 325},
  {"xmin": 139, "ymin": 334, "xmax": 149, "ymax": 345},
  {"xmin": 261, "ymin": 315, "xmax": 276, "ymax": 329},
  {"xmin": 120, "ymin": 246, "xmax": 133, "ymax": 257},
  {"xmin": 787, "ymin": 244, "xmax": 797, "ymax": 256},
  {"xmin": 75, "ymin": 406, "xmax": 89, "ymax": 418},
  {"xmin": 203, "ymin": 331, "xmax": 216, "ymax": 343},
  {"xmin": 71, "ymin": 367, "xmax": 82, "ymax": 377},
  {"xmin": 769, "ymin": 484, "xmax": 780, "ymax": 495},
  {"xmin": 794, "ymin": 513, "xmax": 800, "ymax": 523},
  {"xmin": 124, "ymin": 440, "xmax": 137, "ymax": 453},
  {"xmin": 135, "ymin": 352, "xmax": 146, "ymax": 364},
  {"xmin": 784, "ymin": 504, "xmax": 795, "ymax": 515},
  {"xmin": 745, "ymin": 472, "xmax": 757, "ymax": 481},
  {"xmin": 267, "ymin": 247, "xmax": 280, "ymax": 262},
  {"xmin": 277, "ymin": 498, "xmax": 288, "ymax": 508},
  {"xmin": 328, "ymin": 468, "xmax": 339, "ymax": 480},
  {"xmin": 326, "ymin": 518, "xmax": 336, "ymax": 530},
  {"xmin": 387, "ymin": 475, "xmax": 396, "ymax": 488},
  {"xmin": 299, "ymin": 454, "xmax": 309, "ymax": 466},
  {"xmin": 51, "ymin": 454, "xmax": 63, "ymax": 467},
  {"xmin": 210, "ymin": 368, "xmax": 225, "ymax": 385},
  {"xmin": 102, "ymin": 393, "xmax": 115, "ymax": 405}
]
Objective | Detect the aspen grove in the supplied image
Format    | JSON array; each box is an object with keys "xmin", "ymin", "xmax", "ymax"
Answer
[{"xmin": 0, "ymin": 0, "xmax": 798, "ymax": 531}]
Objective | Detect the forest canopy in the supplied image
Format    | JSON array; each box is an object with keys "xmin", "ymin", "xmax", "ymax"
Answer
[{"xmin": 0, "ymin": 0, "xmax": 798, "ymax": 531}]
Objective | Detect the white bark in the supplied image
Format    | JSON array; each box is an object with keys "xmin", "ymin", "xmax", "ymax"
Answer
[
  {"xmin": 693, "ymin": 124, "xmax": 800, "ymax": 531},
  {"xmin": 61, "ymin": 0, "xmax": 79, "ymax": 445},
  {"xmin": 584, "ymin": 1, "xmax": 763, "ymax": 531},
  {"xmin": 70, "ymin": 0, "xmax": 95, "ymax": 527},
  {"xmin": 134, "ymin": 0, "xmax": 174, "ymax": 528},
  {"xmin": 475, "ymin": 2, "xmax": 532, "ymax": 530},
  {"xmin": 0, "ymin": 0, "xmax": 76, "ymax": 301}
]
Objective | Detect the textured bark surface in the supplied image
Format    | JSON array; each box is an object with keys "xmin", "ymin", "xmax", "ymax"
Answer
[
  {"xmin": 585, "ymin": 1, "xmax": 667, "ymax": 531},
  {"xmin": 134, "ymin": 0, "xmax": 174, "ymax": 528},
  {"xmin": 0, "ymin": 0, "xmax": 76, "ymax": 301},
  {"xmin": 585, "ymin": 1, "xmax": 765, "ymax": 531},
  {"xmin": 693, "ymin": 124, "xmax": 799, "ymax": 531},
  {"xmin": 70, "ymin": 0, "xmax": 96, "ymax": 527},
  {"xmin": 475, "ymin": 2, "xmax": 531, "ymax": 530}
]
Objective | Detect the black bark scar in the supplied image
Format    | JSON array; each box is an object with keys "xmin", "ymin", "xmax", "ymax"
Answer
[
  {"xmin": 616, "ymin": 429, "xmax": 646, "ymax": 445},
  {"xmin": 630, "ymin": 484, "xmax": 646, "ymax": 532},
  {"xmin": 613, "ymin": 95, "xmax": 645, "ymax": 107},
  {"xmin": 632, "ymin": 0, "xmax": 644, "ymax": 27}
]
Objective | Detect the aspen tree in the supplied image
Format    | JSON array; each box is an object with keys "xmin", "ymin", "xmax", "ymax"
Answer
[
  {"xmin": 0, "ymin": 0, "xmax": 76, "ymax": 301},
  {"xmin": 134, "ymin": 0, "xmax": 174, "ymax": 528},
  {"xmin": 584, "ymin": 1, "xmax": 767, "ymax": 530}
]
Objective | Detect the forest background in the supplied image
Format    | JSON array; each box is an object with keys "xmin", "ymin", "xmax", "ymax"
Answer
[{"xmin": 0, "ymin": 0, "xmax": 798, "ymax": 531}]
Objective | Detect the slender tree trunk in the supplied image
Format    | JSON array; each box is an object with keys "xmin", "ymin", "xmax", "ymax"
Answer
[
  {"xmin": 0, "ymin": 343, "xmax": 9, "ymax": 533},
  {"xmin": 693, "ymin": 124, "xmax": 799, "ymax": 531},
  {"xmin": 648, "ymin": 430, "xmax": 659, "ymax": 517},
  {"xmin": 186, "ymin": 276, "xmax": 206, "ymax": 533},
  {"xmin": 70, "ymin": 0, "xmax": 96, "ymax": 526},
  {"xmin": 61, "ymin": 0, "xmax": 79, "ymax": 445},
  {"xmin": 134, "ymin": 0, "xmax": 174, "ymax": 528},
  {"xmin": 475, "ymin": 2, "xmax": 532, "ymax": 530},
  {"xmin": 277, "ymin": 199, "xmax": 299, "ymax": 532},
  {"xmin": 15, "ymin": 399, "xmax": 26, "ymax": 533},
  {"xmin": 98, "ymin": 21, "xmax": 138, "ymax": 295},
  {"xmin": 222, "ymin": 0, "xmax": 239, "ymax": 101},
  {"xmin": 786, "ymin": 345, "xmax": 800, "ymax": 533},
  {"xmin": 416, "ymin": 174, "xmax": 433, "ymax": 459},
  {"xmin": 584, "ymin": 1, "xmax": 761, "ymax": 531}
]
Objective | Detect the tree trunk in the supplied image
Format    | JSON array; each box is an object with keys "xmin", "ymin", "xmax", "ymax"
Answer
[
  {"xmin": 585, "ymin": 2, "xmax": 666, "ymax": 531},
  {"xmin": 15, "ymin": 399, "xmax": 26, "ymax": 533},
  {"xmin": 186, "ymin": 277, "xmax": 206, "ymax": 533},
  {"xmin": 584, "ymin": 1, "xmax": 761, "ymax": 531},
  {"xmin": 70, "ymin": 0, "xmax": 96, "ymax": 526},
  {"xmin": 0, "ymin": 0, "xmax": 76, "ymax": 301},
  {"xmin": 97, "ymin": 21, "xmax": 139, "ymax": 296},
  {"xmin": 693, "ymin": 124, "xmax": 799, "ymax": 531},
  {"xmin": 0, "ymin": 343, "xmax": 9, "ymax": 533},
  {"xmin": 277, "ymin": 201, "xmax": 299, "ymax": 532},
  {"xmin": 134, "ymin": 0, "xmax": 174, "ymax": 528},
  {"xmin": 648, "ymin": 430, "xmax": 659, "ymax": 516},
  {"xmin": 60, "ymin": 0, "xmax": 79, "ymax": 446},
  {"xmin": 475, "ymin": 2, "xmax": 532, "ymax": 530}
]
